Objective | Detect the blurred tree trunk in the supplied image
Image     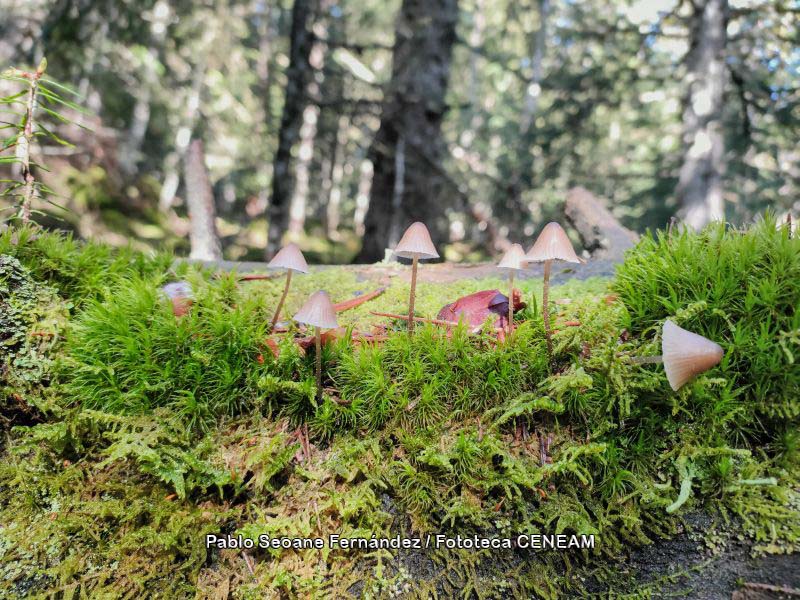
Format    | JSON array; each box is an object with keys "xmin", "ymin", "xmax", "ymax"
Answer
[
  {"xmin": 507, "ymin": 0, "xmax": 548, "ymax": 230},
  {"xmin": 266, "ymin": 0, "xmax": 315, "ymax": 257},
  {"xmin": 519, "ymin": 0, "xmax": 548, "ymax": 139},
  {"xmin": 184, "ymin": 139, "xmax": 222, "ymax": 261},
  {"xmin": 288, "ymin": 41, "xmax": 324, "ymax": 239},
  {"xmin": 676, "ymin": 0, "xmax": 728, "ymax": 230},
  {"xmin": 314, "ymin": 1, "xmax": 346, "ymax": 240},
  {"xmin": 255, "ymin": 1, "xmax": 278, "ymax": 215},
  {"xmin": 159, "ymin": 67, "xmax": 205, "ymax": 212},
  {"xmin": 118, "ymin": 0, "xmax": 169, "ymax": 178},
  {"xmin": 353, "ymin": 158, "xmax": 373, "ymax": 236},
  {"xmin": 324, "ymin": 114, "xmax": 348, "ymax": 240},
  {"xmin": 354, "ymin": 0, "xmax": 459, "ymax": 263}
]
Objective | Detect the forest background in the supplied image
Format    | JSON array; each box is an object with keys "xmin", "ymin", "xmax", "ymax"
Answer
[{"xmin": 1, "ymin": 0, "xmax": 797, "ymax": 263}]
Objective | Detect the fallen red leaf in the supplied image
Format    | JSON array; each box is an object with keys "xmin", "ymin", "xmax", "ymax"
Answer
[
  {"xmin": 437, "ymin": 289, "xmax": 525, "ymax": 332},
  {"xmin": 295, "ymin": 327, "xmax": 347, "ymax": 350}
]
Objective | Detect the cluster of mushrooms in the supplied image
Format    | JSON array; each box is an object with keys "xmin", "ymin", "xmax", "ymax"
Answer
[{"xmin": 266, "ymin": 221, "xmax": 724, "ymax": 404}]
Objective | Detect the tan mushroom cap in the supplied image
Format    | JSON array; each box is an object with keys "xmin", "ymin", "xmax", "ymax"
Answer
[
  {"xmin": 662, "ymin": 320, "xmax": 724, "ymax": 391},
  {"xmin": 293, "ymin": 291, "xmax": 339, "ymax": 330},
  {"xmin": 268, "ymin": 242, "xmax": 309, "ymax": 273},
  {"xmin": 525, "ymin": 222, "xmax": 583, "ymax": 264},
  {"xmin": 497, "ymin": 243, "xmax": 527, "ymax": 270},
  {"xmin": 394, "ymin": 222, "xmax": 440, "ymax": 260}
]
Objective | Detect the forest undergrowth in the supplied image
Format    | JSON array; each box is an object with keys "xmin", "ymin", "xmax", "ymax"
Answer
[{"xmin": 0, "ymin": 218, "xmax": 797, "ymax": 598}]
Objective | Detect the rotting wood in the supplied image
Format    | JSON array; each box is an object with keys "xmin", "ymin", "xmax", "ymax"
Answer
[{"xmin": 564, "ymin": 187, "xmax": 639, "ymax": 261}]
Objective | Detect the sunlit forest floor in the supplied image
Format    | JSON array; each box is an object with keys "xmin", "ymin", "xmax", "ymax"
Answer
[{"xmin": 0, "ymin": 219, "xmax": 798, "ymax": 598}]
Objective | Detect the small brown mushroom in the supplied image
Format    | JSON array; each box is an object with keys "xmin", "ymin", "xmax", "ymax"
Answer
[
  {"xmin": 497, "ymin": 243, "xmax": 526, "ymax": 335},
  {"xmin": 628, "ymin": 320, "xmax": 724, "ymax": 390},
  {"xmin": 161, "ymin": 281, "xmax": 193, "ymax": 317},
  {"xmin": 525, "ymin": 222, "xmax": 583, "ymax": 361},
  {"xmin": 268, "ymin": 242, "xmax": 309, "ymax": 329},
  {"xmin": 394, "ymin": 222, "xmax": 439, "ymax": 337},
  {"xmin": 293, "ymin": 291, "xmax": 339, "ymax": 403}
]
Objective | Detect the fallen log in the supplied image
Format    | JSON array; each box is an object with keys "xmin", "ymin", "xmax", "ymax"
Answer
[{"xmin": 564, "ymin": 187, "xmax": 639, "ymax": 261}]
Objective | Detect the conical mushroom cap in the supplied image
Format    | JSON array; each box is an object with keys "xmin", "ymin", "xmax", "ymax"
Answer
[
  {"xmin": 497, "ymin": 243, "xmax": 527, "ymax": 270},
  {"xmin": 394, "ymin": 222, "xmax": 440, "ymax": 260},
  {"xmin": 293, "ymin": 291, "xmax": 338, "ymax": 330},
  {"xmin": 525, "ymin": 222, "xmax": 583, "ymax": 264},
  {"xmin": 662, "ymin": 320, "xmax": 724, "ymax": 391},
  {"xmin": 268, "ymin": 242, "xmax": 309, "ymax": 273}
]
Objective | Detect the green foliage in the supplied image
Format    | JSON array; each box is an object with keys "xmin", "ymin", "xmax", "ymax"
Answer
[
  {"xmin": 332, "ymin": 319, "xmax": 551, "ymax": 434},
  {"xmin": 0, "ymin": 435, "xmax": 233, "ymax": 597},
  {"xmin": 0, "ymin": 223, "xmax": 798, "ymax": 598},
  {"xmin": 0, "ymin": 255, "xmax": 64, "ymax": 387},
  {"xmin": 63, "ymin": 274, "xmax": 306, "ymax": 423},
  {"xmin": 615, "ymin": 218, "xmax": 800, "ymax": 424},
  {"xmin": 0, "ymin": 225, "xmax": 173, "ymax": 307}
]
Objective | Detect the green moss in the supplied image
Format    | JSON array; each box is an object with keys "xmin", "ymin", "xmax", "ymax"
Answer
[
  {"xmin": 0, "ymin": 219, "xmax": 797, "ymax": 598},
  {"xmin": 615, "ymin": 217, "xmax": 800, "ymax": 423}
]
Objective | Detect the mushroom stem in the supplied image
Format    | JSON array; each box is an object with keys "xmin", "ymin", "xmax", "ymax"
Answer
[
  {"xmin": 270, "ymin": 270, "xmax": 293, "ymax": 329},
  {"xmin": 315, "ymin": 325, "xmax": 322, "ymax": 403},
  {"xmin": 408, "ymin": 255, "xmax": 419, "ymax": 337},
  {"xmin": 508, "ymin": 271, "xmax": 515, "ymax": 336},
  {"xmin": 542, "ymin": 259, "xmax": 553, "ymax": 359}
]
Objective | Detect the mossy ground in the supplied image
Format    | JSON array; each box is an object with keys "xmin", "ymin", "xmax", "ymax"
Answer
[{"xmin": 0, "ymin": 220, "xmax": 797, "ymax": 598}]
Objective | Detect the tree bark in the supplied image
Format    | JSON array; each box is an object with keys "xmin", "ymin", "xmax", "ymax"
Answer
[
  {"xmin": 324, "ymin": 114, "xmax": 348, "ymax": 239},
  {"xmin": 118, "ymin": 0, "xmax": 169, "ymax": 178},
  {"xmin": 266, "ymin": 0, "xmax": 315, "ymax": 257},
  {"xmin": 675, "ymin": 0, "xmax": 729, "ymax": 230},
  {"xmin": 159, "ymin": 67, "xmax": 205, "ymax": 212},
  {"xmin": 354, "ymin": 0, "xmax": 459, "ymax": 263},
  {"xmin": 184, "ymin": 139, "xmax": 222, "ymax": 261},
  {"xmin": 506, "ymin": 0, "xmax": 549, "ymax": 231},
  {"xmin": 564, "ymin": 187, "xmax": 639, "ymax": 261},
  {"xmin": 288, "ymin": 40, "xmax": 324, "ymax": 239}
]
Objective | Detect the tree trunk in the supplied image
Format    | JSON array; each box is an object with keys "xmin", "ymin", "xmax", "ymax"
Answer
[
  {"xmin": 354, "ymin": 0, "xmax": 459, "ymax": 263},
  {"xmin": 506, "ymin": 0, "xmax": 549, "ymax": 230},
  {"xmin": 353, "ymin": 159, "xmax": 373, "ymax": 236},
  {"xmin": 675, "ymin": 0, "xmax": 728, "ymax": 230},
  {"xmin": 324, "ymin": 114, "xmax": 348, "ymax": 239},
  {"xmin": 266, "ymin": 0, "xmax": 315, "ymax": 257},
  {"xmin": 118, "ymin": 0, "xmax": 169, "ymax": 178},
  {"xmin": 564, "ymin": 187, "xmax": 639, "ymax": 261},
  {"xmin": 519, "ymin": 0, "xmax": 549, "ymax": 138},
  {"xmin": 159, "ymin": 68, "xmax": 205, "ymax": 212},
  {"xmin": 184, "ymin": 139, "xmax": 222, "ymax": 261},
  {"xmin": 288, "ymin": 41, "xmax": 324, "ymax": 239}
]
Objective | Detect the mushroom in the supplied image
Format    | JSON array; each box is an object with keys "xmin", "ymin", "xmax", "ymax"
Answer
[
  {"xmin": 628, "ymin": 320, "xmax": 724, "ymax": 390},
  {"xmin": 497, "ymin": 243, "xmax": 526, "ymax": 335},
  {"xmin": 268, "ymin": 242, "xmax": 309, "ymax": 329},
  {"xmin": 293, "ymin": 291, "xmax": 338, "ymax": 403},
  {"xmin": 160, "ymin": 281, "xmax": 193, "ymax": 317},
  {"xmin": 525, "ymin": 222, "xmax": 583, "ymax": 361},
  {"xmin": 393, "ymin": 222, "xmax": 439, "ymax": 337}
]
